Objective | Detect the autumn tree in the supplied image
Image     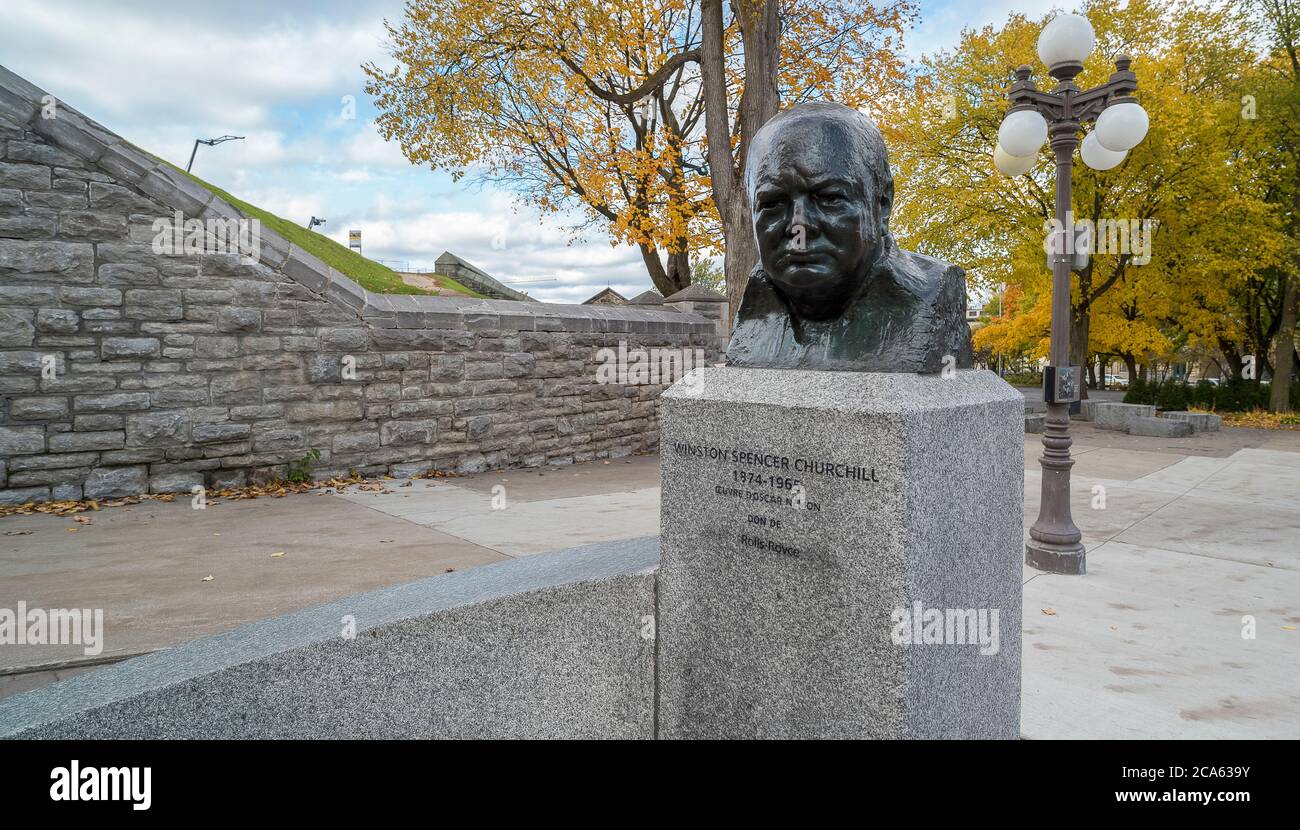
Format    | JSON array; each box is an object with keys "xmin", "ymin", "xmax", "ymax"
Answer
[
  {"xmin": 1251, "ymin": 0, "xmax": 1300, "ymax": 411},
  {"xmin": 364, "ymin": 0, "xmax": 710, "ymax": 297},
  {"xmin": 363, "ymin": 0, "xmax": 915, "ymax": 303},
  {"xmin": 885, "ymin": 0, "xmax": 1287, "ymax": 392}
]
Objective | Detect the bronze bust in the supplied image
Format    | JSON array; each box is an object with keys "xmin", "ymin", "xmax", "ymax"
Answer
[{"xmin": 726, "ymin": 102, "xmax": 973, "ymax": 373}]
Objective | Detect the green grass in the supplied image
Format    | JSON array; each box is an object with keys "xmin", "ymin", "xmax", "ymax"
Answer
[{"xmin": 157, "ymin": 158, "xmax": 480, "ymax": 298}]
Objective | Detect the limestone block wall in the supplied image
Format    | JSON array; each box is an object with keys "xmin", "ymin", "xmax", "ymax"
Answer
[{"xmin": 0, "ymin": 65, "xmax": 718, "ymax": 503}]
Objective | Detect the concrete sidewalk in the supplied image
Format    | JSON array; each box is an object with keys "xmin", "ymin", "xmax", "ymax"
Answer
[{"xmin": 2, "ymin": 426, "xmax": 1297, "ymax": 738}]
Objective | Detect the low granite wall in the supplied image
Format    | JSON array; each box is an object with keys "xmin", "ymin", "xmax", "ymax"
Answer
[
  {"xmin": 0, "ymin": 538, "xmax": 659, "ymax": 739},
  {"xmin": 0, "ymin": 65, "xmax": 719, "ymax": 503}
]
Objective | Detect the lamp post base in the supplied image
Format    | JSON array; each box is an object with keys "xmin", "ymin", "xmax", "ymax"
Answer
[{"xmin": 1025, "ymin": 538, "xmax": 1086, "ymax": 574}]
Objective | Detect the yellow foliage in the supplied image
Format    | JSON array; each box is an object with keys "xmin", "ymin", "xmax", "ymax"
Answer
[
  {"xmin": 885, "ymin": 0, "xmax": 1289, "ymax": 366},
  {"xmin": 363, "ymin": 0, "xmax": 914, "ymax": 271}
]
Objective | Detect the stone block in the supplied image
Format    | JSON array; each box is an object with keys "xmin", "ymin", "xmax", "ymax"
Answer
[
  {"xmin": 0, "ymin": 308, "xmax": 35, "ymax": 346},
  {"xmin": 100, "ymin": 337, "xmax": 159, "ymax": 358},
  {"xmin": 191, "ymin": 422, "xmax": 251, "ymax": 444},
  {"xmin": 48, "ymin": 431, "xmax": 124, "ymax": 452},
  {"xmin": 82, "ymin": 466, "xmax": 148, "ymax": 499},
  {"xmin": 1091, "ymin": 402, "xmax": 1156, "ymax": 432},
  {"xmin": 10, "ymin": 396, "xmax": 69, "ymax": 420},
  {"xmin": 58, "ymin": 210, "xmax": 128, "ymax": 240},
  {"xmin": 74, "ymin": 392, "xmax": 151, "ymax": 412},
  {"xmin": 0, "ymin": 486, "xmax": 50, "ymax": 505},
  {"xmin": 126, "ymin": 411, "xmax": 189, "ymax": 446},
  {"xmin": 149, "ymin": 471, "xmax": 204, "ymax": 494},
  {"xmin": 381, "ymin": 419, "xmax": 436, "ymax": 446},
  {"xmin": 0, "ymin": 426, "xmax": 45, "ymax": 455},
  {"xmin": 657, "ymin": 368, "xmax": 1023, "ymax": 739},
  {"xmin": 31, "ymin": 107, "xmax": 116, "ymax": 163},
  {"xmin": 0, "ymin": 160, "xmax": 51, "ymax": 190},
  {"xmin": 96, "ymin": 142, "xmax": 155, "ymax": 184},
  {"xmin": 1126, "ymin": 416, "xmax": 1193, "ymax": 438},
  {"xmin": 1161, "ymin": 411, "xmax": 1222, "ymax": 433},
  {"xmin": 135, "ymin": 163, "xmax": 212, "ymax": 216},
  {"xmin": 0, "ymin": 239, "xmax": 93, "ymax": 283},
  {"xmin": 35, "ymin": 308, "xmax": 79, "ymax": 334},
  {"xmin": 1025, "ymin": 413, "xmax": 1046, "ymax": 434}
]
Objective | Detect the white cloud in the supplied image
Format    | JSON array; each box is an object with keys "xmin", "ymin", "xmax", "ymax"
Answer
[
  {"xmin": 343, "ymin": 127, "xmax": 411, "ymax": 169},
  {"xmin": 0, "ymin": 0, "xmax": 392, "ymax": 129}
]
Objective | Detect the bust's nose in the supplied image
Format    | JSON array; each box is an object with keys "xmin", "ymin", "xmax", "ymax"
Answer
[{"xmin": 788, "ymin": 195, "xmax": 817, "ymax": 238}]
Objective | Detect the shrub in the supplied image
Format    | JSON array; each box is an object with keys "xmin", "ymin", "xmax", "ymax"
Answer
[
  {"xmin": 1192, "ymin": 380, "xmax": 1216, "ymax": 409},
  {"xmin": 1155, "ymin": 380, "xmax": 1189, "ymax": 412},
  {"xmin": 1124, "ymin": 378, "xmax": 1155, "ymax": 404},
  {"xmin": 286, "ymin": 448, "xmax": 322, "ymax": 484},
  {"xmin": 1003, "ymin": 371, "xmax": 1042, "ymax": 387},
  {"xmin": 1214, "ymin": 380, "xmax": 1267, "ymax": 412}
]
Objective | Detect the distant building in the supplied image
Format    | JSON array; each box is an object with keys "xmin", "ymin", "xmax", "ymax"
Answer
[
  {"xmin": 664, "ymin": 283, "xmax": 730, "ymax": 340},
  {"xmin": 582, "ymin": 287, "xmax": 629, "ymax": 306}
]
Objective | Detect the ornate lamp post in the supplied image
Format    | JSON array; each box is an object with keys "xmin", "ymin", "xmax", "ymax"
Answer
[{"xmin": 993, "ymin": 13, "xmax": 1149, "ymax": 575}]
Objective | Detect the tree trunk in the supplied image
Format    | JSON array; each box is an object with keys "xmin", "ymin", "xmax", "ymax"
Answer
[
  {"xmin": 639, "ymin": 243, "xmax": 689, "ymax": 297},
  {"xmin": 700, "ymin": 0, "xmax": 779, "ymax": 326},
  {"xmin": 1069, "ymin": 308, "xmax": 1090, "ymax": 399},
  {"xmin": 1122, "ymin": 353, "xmax": 1137, "ymax": 385},
  {"xmin": 1219, "ymin": 340, "xmax": 1243, "ymax": 381},
  {"xmin": 1270, "ymin": 271, "xmax": 1297, "ymax": 412},
  {"xmin": 665, "ymin": 248, "xmax": 691, "ymax": 295}
]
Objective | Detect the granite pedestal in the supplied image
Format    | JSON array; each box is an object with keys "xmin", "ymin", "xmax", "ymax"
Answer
[{"xmin": 657, "ymin": 368, "xmax": 1023, "ymax": 739}]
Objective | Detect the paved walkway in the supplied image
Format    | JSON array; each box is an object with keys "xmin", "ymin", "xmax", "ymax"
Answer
[{"xmin": 2, "ymin": 424, "xmax": 1297, "ymax": 737}]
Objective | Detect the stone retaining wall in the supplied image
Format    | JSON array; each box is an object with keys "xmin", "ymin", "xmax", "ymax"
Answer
[{"xmin": 0, "ymin": 65, "xmax": 718, "ymax": 503}]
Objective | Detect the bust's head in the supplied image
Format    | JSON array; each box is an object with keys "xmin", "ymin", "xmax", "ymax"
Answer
[{"xmin": 746, "ymin": 102, "xmax": 894, "ymax": 320}]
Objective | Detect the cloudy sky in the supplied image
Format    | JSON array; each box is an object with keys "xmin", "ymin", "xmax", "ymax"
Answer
[{"xmin": 1, "ymin": 0, "xmax": 1061, "ymax": 302}]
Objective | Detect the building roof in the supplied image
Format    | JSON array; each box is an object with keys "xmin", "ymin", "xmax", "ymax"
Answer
[
  {"xmin": 628, "ymin": 290, "xmax": 665, "ymax": 305},
  {"xmin": 581, "ymin": 287, "xmax": 629, "ymax": 305},
  {"xmin": 664, "ymin": 283, "xmax": 726, "ymax": 303}
]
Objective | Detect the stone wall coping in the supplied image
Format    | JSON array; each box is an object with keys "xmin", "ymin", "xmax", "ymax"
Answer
[
  {"xmin": 0, "ymin": 537, "xmax": 661, "ymax": 738},
  {"xmin": 0, "ymin": 63, "xmax": 716, "ymax": 338}
]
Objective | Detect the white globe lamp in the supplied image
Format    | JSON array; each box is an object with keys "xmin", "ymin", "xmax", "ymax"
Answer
[
  {"xmin": 1037, "ymin": 13, "xmax": 1096, "ymax": 67},
  {"xmin": 1080, "ymin": 132, "xmax": 1127, "ymax": 170},
  {"xmin": 997, "ymin": 109, "xmax": 1048, "ymax": 158},
  {"xmin": 1095, "ymin": 100, "xmax": 1149, "ymax": 151}
]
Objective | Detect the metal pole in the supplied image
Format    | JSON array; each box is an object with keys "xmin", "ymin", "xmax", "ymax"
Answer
[
  {"xmin": 1025, "ymin": 100, "xmax": 1086, "ymax": 574},
  {"xmin": 1007, "ymin": 54, "xmax": 1139, "ymax": 575},
  {"xmin": 998, "ymin": 285, "xmax": 1004, "ymax": 377},
  {"xmin": 186, "ymin": 140, "xmax": 201, "ymax": 173}
]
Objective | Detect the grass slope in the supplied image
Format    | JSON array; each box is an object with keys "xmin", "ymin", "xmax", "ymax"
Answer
[{"xmin": 163, "ymin": 160, "xmax": 480, "ymax": 298}]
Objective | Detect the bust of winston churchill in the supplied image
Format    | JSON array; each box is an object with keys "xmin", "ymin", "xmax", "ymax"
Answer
[{"xmin": 726, "ymin": 102, "xmax": 973, "ymax": 373}]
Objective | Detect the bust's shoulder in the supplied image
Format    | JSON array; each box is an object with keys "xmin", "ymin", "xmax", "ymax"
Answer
[{"xmin": 887, "ymin": 247, "xmax": 965, "ymax": 304}]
